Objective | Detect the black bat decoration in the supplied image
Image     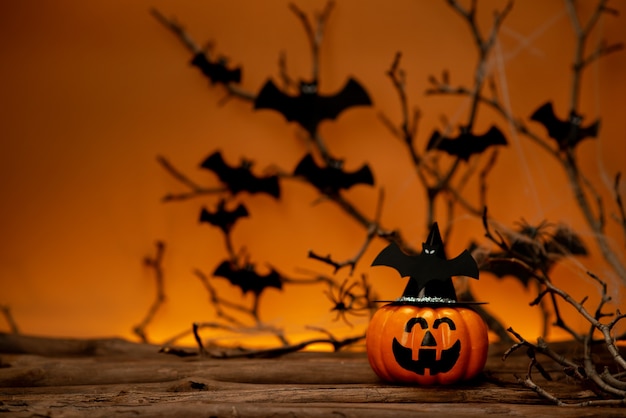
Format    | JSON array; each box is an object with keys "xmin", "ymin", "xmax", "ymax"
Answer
[
  {"xmin": 473, "ymin": 255, "xmax": 535, "ymax": 288},
  {"xmin": 253, "ymin": 78, "xmax": 372, "ymax": 136},
  {"xmin": 372, "ymin": 223, "xmax": 479, "ymax": 301},
  {"xmin": 200, "ymin": 151, "xmax": 280, "ymax": 199},
  {"xmin": 293, "ymin": 153, "xmax": 374, "ymax": 194},
  {"xmin": 529, "ymin": 101, "xmax": 600, "ymax": 150},
  {"xmin": 544, "ymin": 224, "xmax": 588, "ymax": 257},
  {"xmin": 426, "ymin": 125, "xmax": 508, "ymax": 161},
  {"xmin": 190, "ymin": 52, "xmax": 241, "ymax": 85},
  {"xmin": 199, "ymin": 200, "xmax": 249, "ymax": 234},
  {"xmin": 472, "ymin": 222, "xmax": 587, "ymax": 287},
  {"xmin": 213, "ymin": 260, "xmax": 283, "ymax": 296}
]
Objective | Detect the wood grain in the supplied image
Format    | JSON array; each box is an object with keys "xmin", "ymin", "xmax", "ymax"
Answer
[{"xmin": 0, "ymin": 333, "xmax": 623, "ymax": 417}]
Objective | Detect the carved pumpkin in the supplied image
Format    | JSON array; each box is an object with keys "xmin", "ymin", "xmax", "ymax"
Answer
[
  {"xmin": 366, "ymin": 303, "xmax": 488, "ymax": 385},
  {"xmin": 367, "ymin": 222, "xmax": 489, "ymax": 385}
]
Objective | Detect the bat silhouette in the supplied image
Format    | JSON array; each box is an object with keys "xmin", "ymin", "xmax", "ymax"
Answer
[
  {"xmin": 293, "ymin": 153, "xmax": 374, "ymax": 194},
  {"xmin": 529, "ymin": 101, "xmax": 600, "ymax": 150},
  {"xmin": 200, "ymin": 151, "xmax": 280, "ymax": 199},
  {"xmin": 213, "ymin": 260, "xmax": 283, "ymax": 296},
  {"xmin": 426, "ymin": 125, "xmax": 508, "ymax": 161},
  {"xmin": 190, "ymin": 52, "xmax": 241, "ymax": 85},
  {"xmin": 477, "ymin": 258, "xmax": 535, "ymax": 287},
  {"xmin": 472, "ymin": 222, "xmax": 587, "ymax": 287},
  {"xmin": 372, "ymin": 223, "xmax": 479, "ymax": 301},
  {"xmin": 544, "ymin": 224, "xmax": 588, "ymax": 257},
  {"xmin": 253, "ymin": 78, "xmax": 372, "ymax": 136},
  {"xmin": 199, "ymin": 200, "xmax": 249, "ymax": 234}
]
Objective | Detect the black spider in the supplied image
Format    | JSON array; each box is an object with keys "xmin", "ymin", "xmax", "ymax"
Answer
[{"xmin": 325, "ymin": 279, "xmax": 368, "ymax": 327}]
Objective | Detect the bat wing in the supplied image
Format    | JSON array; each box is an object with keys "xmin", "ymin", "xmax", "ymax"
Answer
[
  {"xmin": 465, "ymin": 126, "xmax": 508, "ymax": 159},
  {"xmin": 371, "ymin": 241, "xmax": 417, "ymax": 278},
  {"xmin": 480, "ymin": 258, "xmax": 534, "ymax": 287},
  {"xmin": 213, "ymin": 261, "xmax": 283, "ymax": 295},
  {"xmin": 426, "ymin": 130, "xmax": 466, "ymax": 157},
  {"xmin": 580, "ymin": 119, "xmax": 600, "ymax": 139},
  {"xmin": 293, "ymin": 154, "xmax": 319, "ymax": 179},
  {"xmin": 400, "ymin": 252, "xmax": 479, "ymax": 289},
  {"xmin": 210, "ymin": 64, "xmax": 241, "ymax": 84},
  {"xmin": 318, "ymin": 78, "xmax": 372, "ymax": 120},
  {"xmin": 233, "ymin": 269, "xmax": 283, "ymax": 295},
  {"xmin": 570, "ymin": 118, "xmax": 601, "ymax": 148},
  {"xmin": 199, "ymin": 204, "xmax": 249, "ymax": 231},
  {"xmin": 190, "ymin": 53, "xmax": 241, "ymax": 85},
  {"xmin": 254, "ymin": 80, "xmax": 300, "ymax": 122},
  {"xmin": 199, "ymin": 207, "xmax": 216, "ymax": 224},
  {"xmin": 545, "ymin": 225, "xmax": 588, "ymax": 256},
  {"xmin": 530, "ymin": 101, "xmax": 557, "ymax": 126},
  {"xmin": 295, "ymin": 154, "xmax": 374, "ymax": 193},
  {"xmin": 213, "ymin": 260, "xmax": 246, "ymax": 291},
  {"xmin": 293, "ymin": 153, "xmax": 327, "ymax": 191},
  {"xmin": 426, "ymin": 129, "xmax": 445, "ymax": 151},
  {"xmin": 246, "ymin": 175, "xmax": 281, "ymax": 198},
  {"xmin": 373, "ymin": 242, "xmax": 478, "ymax": 281},
  {"xmin": 200, "ymin": 152, "xmax": 277, "ymax": 197},
  {"xmin": 200, "ymin": 151, "xmax": 231, "ymax": 179},
  {"xmin": 255, "ymin": 269, "xmax": 284, "ymax": 294},
  {"xmin": 427, "ymin": 127, "xmax": 507, "ymax": 161},
  {"xmin": 337, "ymin": 164, "xmax": 375, "ymax": 190},
  {"xmin": 530, "ymin": 101, "xmax": 565, "ymax": 141},
  {"xmin": 212, "ymin": 261, "xmax": 258, "ymax": 295},
  {"xmin": 232, "ymin": 203, "xmax": 250, "ymax": 220},
  {"xmin": 440, "ymin": 250, "xmax": 479, "ymax": 280}
]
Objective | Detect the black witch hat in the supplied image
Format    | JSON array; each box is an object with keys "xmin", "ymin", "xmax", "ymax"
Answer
[{"xmin": 371, "ymin": 222, "xmax": 483, "ymax": 305}]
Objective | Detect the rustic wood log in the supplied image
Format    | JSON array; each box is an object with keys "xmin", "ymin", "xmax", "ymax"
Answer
[{"xmin": 0, "ymin": 333, "xmax": 624, "ymax": 417}]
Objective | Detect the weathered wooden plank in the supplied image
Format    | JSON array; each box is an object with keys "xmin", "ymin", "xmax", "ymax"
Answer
[
  {"xmin": 0, "ymin": 334, "xmax": 624, "ymax": 417},
  {"xmin": 3, "ymin": 399, "xmax": 626, "ymax": 418},
  {"xmin": 0, "ymin": 352, "xmax": 599, "ymax": 405},
  {"xmin": 0, "ymin": 334, "xmax": 164, "ymax": 358}
]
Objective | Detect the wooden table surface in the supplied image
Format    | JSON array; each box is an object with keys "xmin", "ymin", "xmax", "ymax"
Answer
[{"xmin": 0, "ymin": 333, "xmax": 624, "ymax": 417}]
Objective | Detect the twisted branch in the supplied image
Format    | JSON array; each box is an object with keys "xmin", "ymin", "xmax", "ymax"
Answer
[{"xmin": 133, "ymin": 241, "xmax": 167, "ymax": 343}]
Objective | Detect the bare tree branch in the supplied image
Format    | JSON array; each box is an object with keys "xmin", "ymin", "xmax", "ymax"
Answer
[
  {"xmin": 151, "ymin": 8, "xmax": 255, "ymax": 101},
  {"xmin": 0, "ymin": 305, "xmax": 19, "ymax": 334},
  {"xmin": 133, "ymin": 241, "xmax": 167, "ymax": 343}
]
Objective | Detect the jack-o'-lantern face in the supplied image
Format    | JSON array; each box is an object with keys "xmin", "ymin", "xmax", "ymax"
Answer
[
  {"xmin": 366, "ymin": 304, "xmax": 488, "ymax": 385},
  {"xmin": 392, "ymin": 316, "xmax": 460, "ymax": 375}
]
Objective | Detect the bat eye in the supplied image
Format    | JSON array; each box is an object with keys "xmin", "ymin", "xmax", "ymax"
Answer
[
  {"xmin": 425, "ymin": 249, "xmax": 435, "ymax": 254},
  {"xmin": 301, "ymin": 84, "xmax": 317, "ymax": 94}
]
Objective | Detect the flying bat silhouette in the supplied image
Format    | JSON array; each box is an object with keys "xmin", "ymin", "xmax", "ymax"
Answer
[
  {"xmin": 213, "ymin": 260, "xmax": 283, "ymax": 296},
  {"xmin": 199, "ymin": 200, "xmax": 249, "ymax": 234},
  {"xmin": 426, "ymin": 125, "xmax": 508, "ymax": 161},
  {"xmin": 190, "ymin": 52, "xmax": 241, "ymax": 85},
  {"xmin": 471, "ymin": 222, "xmax": 587, "ymax": 287},
  {"xmin": 372, "ymin": 223, "xmax": 479, "ymax": 301},
  {"xmin": 529, "ymin": 101, "xmax": 600, "ymax": 150},
  {"xmin": 543, "ymin": 224, "xmax": 588, "ymax": 257},
  {"xmin": 293, "ymin": 153, "xmax": 374, "ymax": 195},
  {"xmin": 253, "ymin": 78, "xmax": 372, "ymax": 136},
  {"xmin": 200, "ymin": 151, "xmax": 280, "ymax": 199}
]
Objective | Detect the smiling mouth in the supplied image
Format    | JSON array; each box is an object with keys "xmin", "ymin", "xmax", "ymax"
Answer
[{"xmin": 392, "ymin": 338, "xmax": 461, "ymax": 375}]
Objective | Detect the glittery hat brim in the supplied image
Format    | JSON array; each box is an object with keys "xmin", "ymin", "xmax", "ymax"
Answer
[{"xmin": 374, "ymin": 296, "xmax": 487, "ymax": 306}]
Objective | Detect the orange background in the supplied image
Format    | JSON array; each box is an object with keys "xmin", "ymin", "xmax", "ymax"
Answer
[{"xmin": 1, "ymin": 0, "xmax": 625, "ymax": 346}]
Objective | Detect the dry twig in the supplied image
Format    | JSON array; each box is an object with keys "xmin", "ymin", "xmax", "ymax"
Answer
[
  {"xmin": 133, "ymin": 241, "xmax": 167, "ymax": 343},
  {"xmin": 484, "ymin": 213, "xmax": 626, "ymax": 404},
  {"xmin": 0, "ymin": 305, "xmax": 19, "ymax": 334},
  {"xmin": 151, "ymin": 7, "xmax": 255, "ymax": 101}
]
